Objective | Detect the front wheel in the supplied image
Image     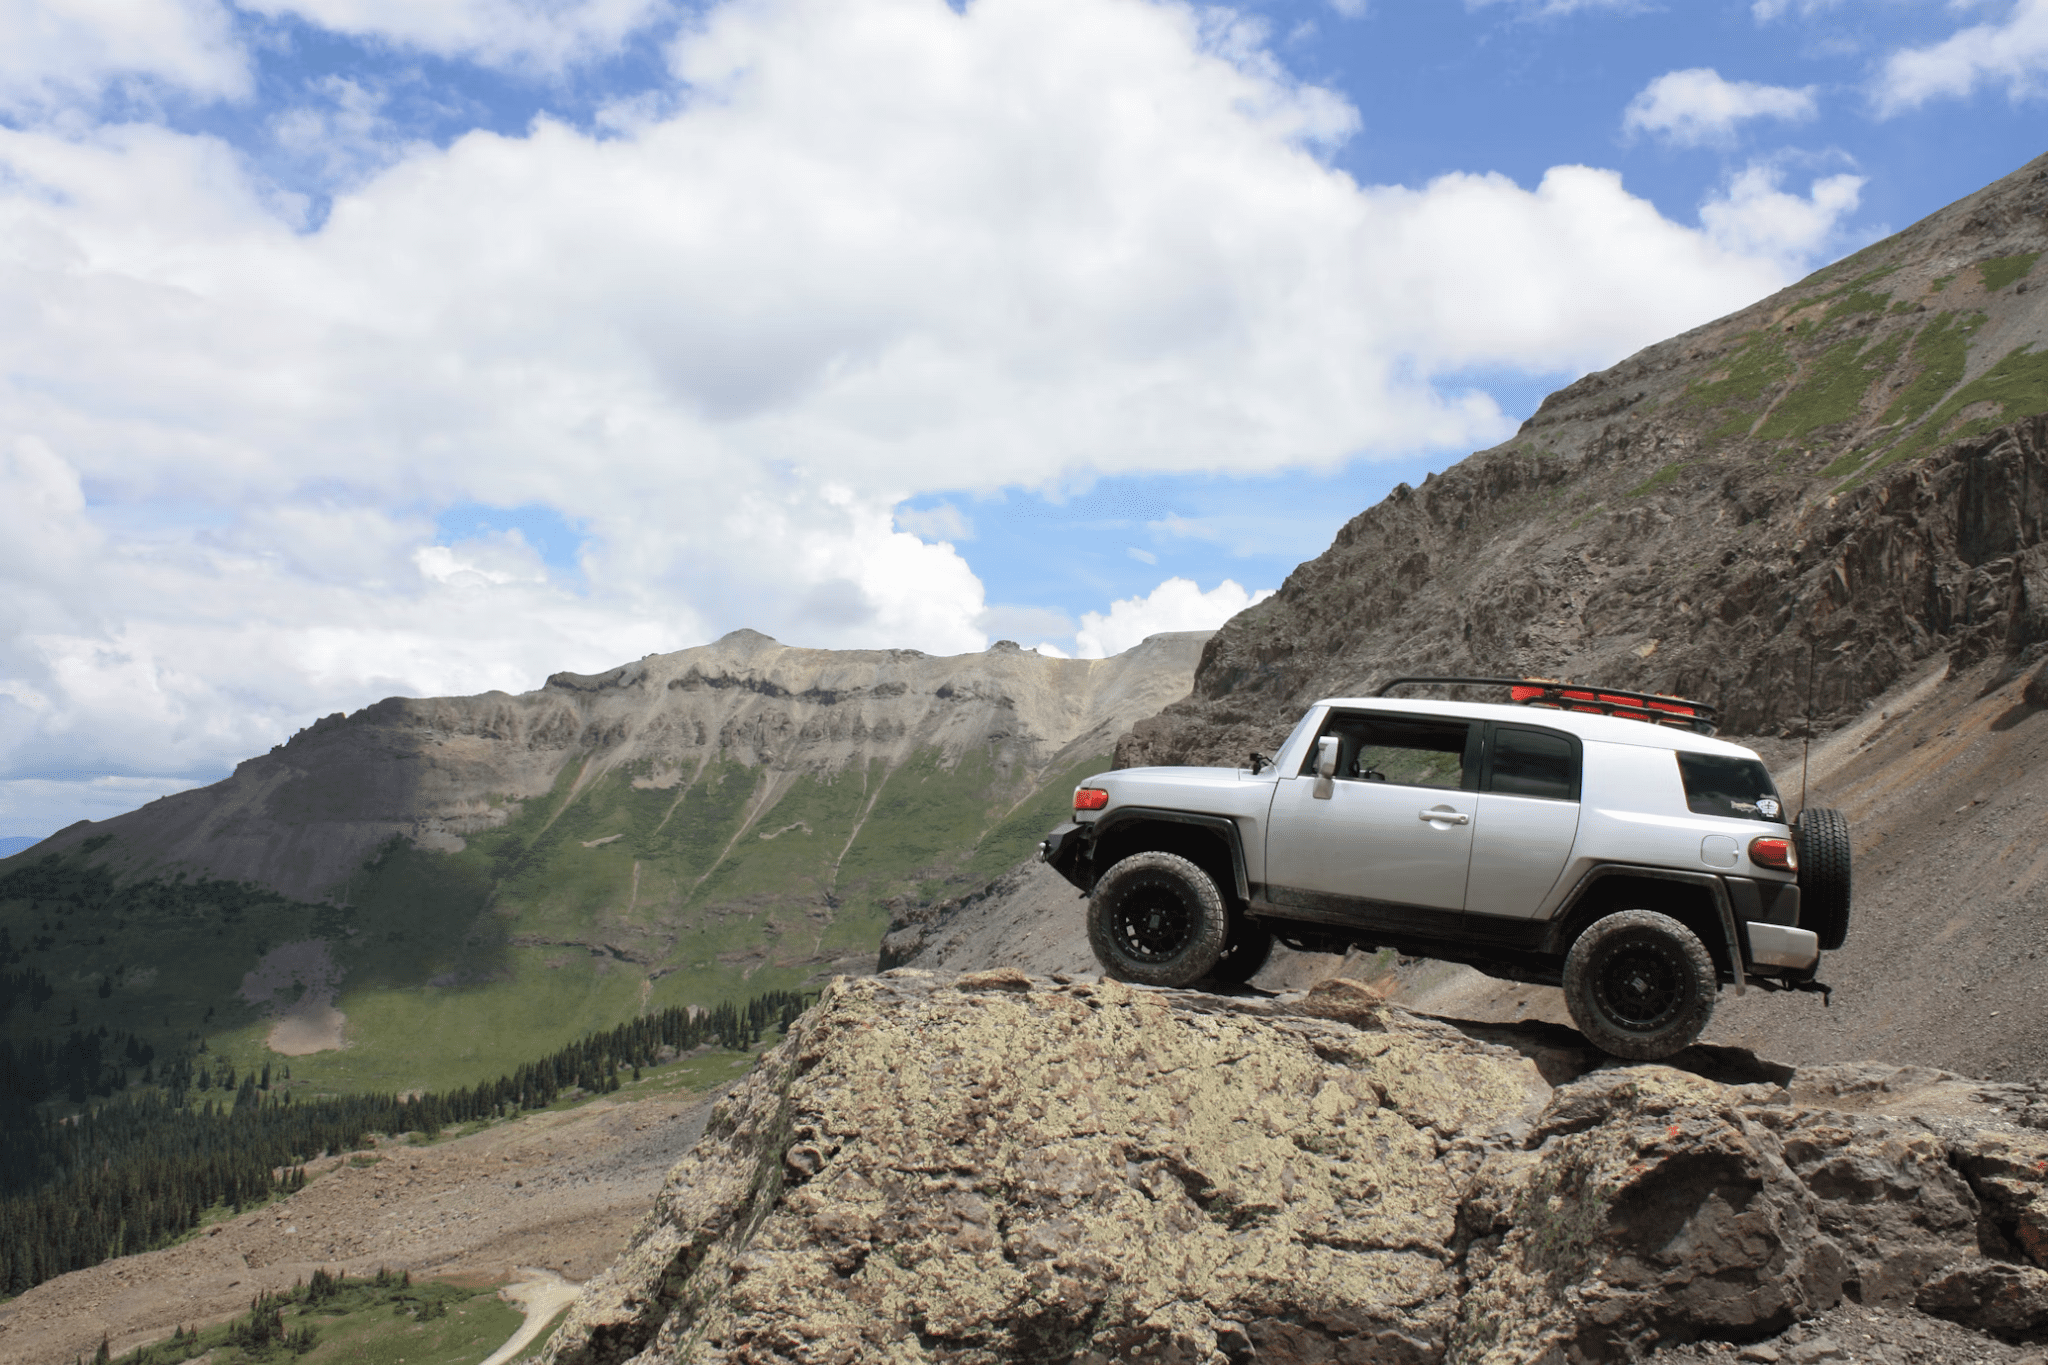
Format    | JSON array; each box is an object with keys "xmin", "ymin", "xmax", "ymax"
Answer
[
  {"xmin": 1087, "ymin": 851, "xmax": 1229, "ymax": 988},
  {"xmin": 1206, "ymin": 914, "xmax": 1274, "ymax": 985},
  {"xmin": 1562, "ymin": 910, "xmax": 1717, "ymax": 1061}
]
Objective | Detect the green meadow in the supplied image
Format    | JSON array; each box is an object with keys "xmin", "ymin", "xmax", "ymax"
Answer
[
  {"xmin": 1, "ymin": 743, "xmax": 1107, "ymax": 1097},
  {"xmin": 102, "ymin": 1268, "xmax": 525, "ymax": 1365}
]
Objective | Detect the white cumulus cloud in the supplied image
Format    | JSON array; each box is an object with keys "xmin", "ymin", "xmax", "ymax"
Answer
[
  {"xmin": 1073, "ymin": 578, "xmax": 1274, "ymax": 659},
  {"xmin": 1876, "ymin": 0, "xmax": 2048, "ymax": 114},
  {"xmin": 1697, "ymin": 162, "xmax": 1865, "ymax": 272},
  {"xmin": 0, "ymin": 0, "xmax": 1873, "ymax": 831},
  {"xmin": 1347, "ymin": 162, "xmax": 1858, "ymax": 375},
  {"xmin": 243, "ymin": 0, "xmax": 676, "ymax": 73},
  {"xmin": 0, "ymin": 0, "xmax": 249, "ymax": 115},
  {"xmin": 1623, "ymin": 68, "xmax": 1817, "ymax": 146}
]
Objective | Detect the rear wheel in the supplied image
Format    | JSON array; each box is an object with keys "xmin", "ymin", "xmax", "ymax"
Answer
[
  {"xmin": 1795, "ymin": 807, "xmax": 1853, "ymax": 951},
  {"xmin": 1563, "ymin": 910, "xmax": 1717, "ymax": 1060},
  {"xmin": 1087, "ymin": 851, "xmax": 1229, "ymax": 988}
]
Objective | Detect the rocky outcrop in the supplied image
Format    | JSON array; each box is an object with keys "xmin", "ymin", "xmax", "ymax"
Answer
[
  {"xmin": 874, "ymin": 858, "xmax": 1095, "ymax": 975},
  {"xmin": 537, "ymin": 972, "xmax": 2048, "ymax": 1365},
  {"xmin": 1120, "ymin": 151, "xmax": 2048, "ymax": 770}
]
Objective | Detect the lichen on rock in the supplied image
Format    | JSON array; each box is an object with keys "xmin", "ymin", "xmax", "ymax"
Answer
[{"xmin": 537, "ymin": 972, "xmax": 2048, "ymax": 1365}]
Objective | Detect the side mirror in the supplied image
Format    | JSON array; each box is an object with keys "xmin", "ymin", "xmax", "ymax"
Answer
[{"xmin": 1316, "ymin": 736, "xmax": 1339, "ymax": 778}]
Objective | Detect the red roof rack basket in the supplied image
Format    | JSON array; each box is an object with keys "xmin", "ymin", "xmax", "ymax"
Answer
[{"xmin": 1373, "ymin": 676, "xmax": 1718, "ymax": 735}]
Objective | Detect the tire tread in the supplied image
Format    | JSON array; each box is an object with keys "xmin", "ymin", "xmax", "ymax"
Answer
[
  {"xmin": 1086, "ymin": 851, "xmax": 1229, "ymax": 988},
  {"xmin": 1562, "ymin": 909, "xmax": 1717, "ymax": 1061},
  {"xmin": 1795, "ymin": 807, "xmax": 1853, "ymax": 951}
]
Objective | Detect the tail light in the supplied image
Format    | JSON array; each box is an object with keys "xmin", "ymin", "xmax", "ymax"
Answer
[
  {"xmin": 1074, "ymin": 788, "xmax": 1109, "ymax": 811},
  {"xmin": 1748, "ymin": 836, "xmax": 1797, "ymax": 871}
]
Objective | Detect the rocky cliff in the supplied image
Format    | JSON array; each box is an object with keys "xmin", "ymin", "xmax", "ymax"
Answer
[
  {"xmin": 537, "ymin": 970, "xmax": 2048, "ymax": 1365},
  {"xmin": 1118, "ymin": 151, "xmax": 2048, "ymax": 769}
]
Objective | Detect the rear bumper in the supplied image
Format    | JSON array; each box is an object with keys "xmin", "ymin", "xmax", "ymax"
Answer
[{"xmin": 1745, "ymin": 921, "xmax": 1821, "ymax": 970}]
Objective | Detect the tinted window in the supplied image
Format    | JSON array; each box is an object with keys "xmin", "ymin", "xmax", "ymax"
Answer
[
  {"xmin": 1490, "ymin": 727, "xmax": 1577, "ymax": 800},
  {"xmin": 1676, "ymin": 752, "xmax": 1784, "ymax": 822},
  {"xmin": 1301, "ymin": 714, "xmax": 1471, "ymax": 790}
]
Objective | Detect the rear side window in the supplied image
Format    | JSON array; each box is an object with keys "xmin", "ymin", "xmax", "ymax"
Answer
[
  {"xmin": 1488, "ymin": 726, "xmax": 1578, "ymax": 800},
  {"xmin": 1301, "ymin": 713, "xmax": 1472, "ymax": 790},
  {"xmin": 1676, "ymin": 752, "xmax": 1784, "ymax": 822}
]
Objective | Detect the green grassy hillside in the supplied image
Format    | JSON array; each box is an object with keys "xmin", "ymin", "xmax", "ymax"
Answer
[
  {"xmin": 101, "ymin": 1268, "xmax": 524, "ymax": 1365},
  {"xmin": 0, "ymin": 745, "xmax": 1107, "ymax": 1096},
  {"xmin": 1671, "ymin": 251, "xmax": 2046, "ymax": 485}
]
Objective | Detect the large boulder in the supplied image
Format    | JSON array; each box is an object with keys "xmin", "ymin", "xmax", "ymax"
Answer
[{"xmin": 537, "ymin": 973, "xmax": 2048, "ymax": 1365}]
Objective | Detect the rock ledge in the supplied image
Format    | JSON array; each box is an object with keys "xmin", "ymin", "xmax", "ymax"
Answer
[{"xmin": 540, "ymin": 972, "xmax": 2048, "ymax": 1365}]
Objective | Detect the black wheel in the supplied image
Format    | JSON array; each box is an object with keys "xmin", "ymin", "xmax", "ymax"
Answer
[
  {"xmin": 1562, "ymin": 910, "xmax": 1717, "ymax": 1061},
  {"xmin": 1206, "ymin": 914, "xmax": 1274, "ymax": 985},
  {"xmin": 1087, "ymin": 851, "xmax": 1229, "ymax": 988},
  {"xmin": 1795, "ymin": 807, "xmax": 1853, "ymax": 951}
]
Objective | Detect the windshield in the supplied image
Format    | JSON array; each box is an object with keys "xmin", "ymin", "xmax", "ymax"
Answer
[{"xmin": 1268, "ymin": 709, "xmax": 1319, "ymax": 772}]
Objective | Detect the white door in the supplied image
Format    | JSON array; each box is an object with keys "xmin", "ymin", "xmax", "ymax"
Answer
[
  {"xmin": 1263, "ymin": 712, "xmax": 1476, "ymax": 912},
  {"xmin": 1464, "ymin": 793, "xmax": 1580, "ymax": 917},
  {"xmin": 1465, "ymin": 724, "xmax": 1582, "ymax": 919}
]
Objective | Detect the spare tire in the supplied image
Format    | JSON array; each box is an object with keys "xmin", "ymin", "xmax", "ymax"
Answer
[{"xmin": 1795, "ymin": 807, "xmax": 1853, "ymax": 951}]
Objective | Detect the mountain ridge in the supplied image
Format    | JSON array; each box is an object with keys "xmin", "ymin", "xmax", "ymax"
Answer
[
  {"xmin": 29, "ymin": 628, "xmax": 1205, "ymax": 902},
  {"xmin": 0, "ymin": 629, "xmax": 1208, "ymax": 1092}
]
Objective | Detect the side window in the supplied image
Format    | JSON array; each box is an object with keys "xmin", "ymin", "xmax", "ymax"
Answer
[
  {"xmin": 1298, "ymin": 713, "xmax": 1472, "ymax": 790},
  {"xmin": 1675, "ymin": 752, "xmax": 1784, "ymax": 821},
  {"xmin": 1488, "ymin": 726, "xmax": 1579, "ymax": 800}
]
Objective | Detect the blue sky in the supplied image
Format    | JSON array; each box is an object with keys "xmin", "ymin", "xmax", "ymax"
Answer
[{"xmin": 2, "ymin": 0, "xmax": 2045, "ymax": 840}]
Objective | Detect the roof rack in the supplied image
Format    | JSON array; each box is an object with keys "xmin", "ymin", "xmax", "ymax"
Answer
[{"xmin": 1373, "ymin": 676, "xmax": 1718, "ymax": 736}]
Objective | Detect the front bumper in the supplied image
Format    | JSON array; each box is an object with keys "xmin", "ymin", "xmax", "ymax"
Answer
[{"xmin": 1039, "ymin": 820, "xmax": 1092, "ymax": 891}]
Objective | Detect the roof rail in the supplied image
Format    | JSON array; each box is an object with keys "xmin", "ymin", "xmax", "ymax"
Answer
[{"xmin": 1373, "ymin": 676, "xmax": 1718, "ymax": 735}]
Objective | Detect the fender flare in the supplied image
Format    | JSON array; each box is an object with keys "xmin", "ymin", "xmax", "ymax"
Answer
[
  {"xmin": 1546, "ymin": 863, "xmax": 1749, "ymax": 993},
  {"xmin": 1086, "ymin": 807, "xmax": 1252, "ymax": 904}
]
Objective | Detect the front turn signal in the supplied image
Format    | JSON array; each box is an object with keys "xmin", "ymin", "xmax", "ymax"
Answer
[
  {"xmin": 1748, "ymin": 836, "xmax": 1797, "ymax": 871},
  {"xmin": 1074, "ymin": 787, "xmax": 1109, "ymax": 811}
]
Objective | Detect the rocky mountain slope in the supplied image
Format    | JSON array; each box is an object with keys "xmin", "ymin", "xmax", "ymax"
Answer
[
  {"xmin": 1120, "ymin": 150, "xmax": 2048, "ymax": 769},
  {"xmin": 537, "ymin": 970, "xmax": 2048, "ymax": 1365},
  {"xmin": 0, "ymin": 631, "xmax": 1205, "ymax": 1088}
]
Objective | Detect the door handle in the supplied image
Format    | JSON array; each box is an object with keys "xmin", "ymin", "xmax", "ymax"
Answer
[{"xmin": 1418, "ymin": 808, "xmax": 1469, "ymax": 825}]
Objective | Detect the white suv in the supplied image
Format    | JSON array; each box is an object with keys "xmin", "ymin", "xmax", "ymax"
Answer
[{"xmin": 1040, "ymin": 678, "xmax": 1851, "ymax": 1059}]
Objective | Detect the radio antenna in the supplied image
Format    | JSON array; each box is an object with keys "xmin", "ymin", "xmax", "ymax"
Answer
[{"xmin": 1799, "ymin": 637, "xmax": 1817, "ymax": 818}]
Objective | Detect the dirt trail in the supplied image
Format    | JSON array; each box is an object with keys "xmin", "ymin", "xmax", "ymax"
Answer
[
  {"xmin": 0, "ymin": 1085, "xmax": 730, "ymax": 1365},
  {"xmin": 481, "ymin": 1270, "xmax": 579, "ymax": 1365}
]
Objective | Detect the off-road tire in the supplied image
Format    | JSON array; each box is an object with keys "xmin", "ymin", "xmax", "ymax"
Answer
[
  {"xmin": 1206, "ymin": 915, "xmax": 1274, "ymax": 985},
  {"xmin": 1087, "ymin": 851, "xmax": 1229, "ymax": 988},
  {"xmin": 1795, "ymin": 807, "xmax": 1853, "ymax": 951},
  {"xmin": 1562, "ymin": 910, "xmax": 1718, "ymax": 1061}
]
